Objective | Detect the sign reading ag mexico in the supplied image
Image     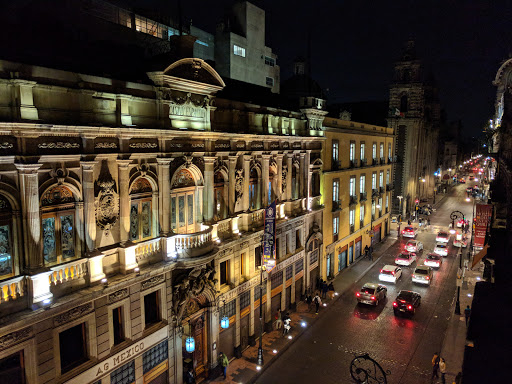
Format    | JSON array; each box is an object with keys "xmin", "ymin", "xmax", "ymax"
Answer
[{"xmin": 263, "ymin": 201, "xmax": 277, "ymax": 272}]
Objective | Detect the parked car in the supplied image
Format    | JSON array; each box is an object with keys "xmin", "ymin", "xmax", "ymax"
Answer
[
  {"xmin": 356, "ymin": 283, "xmax": 387, "ymax": 306},
  {"xmin": 393, "ymin": 290, "xmax": 421, "ymax": 316},
  {"xmin": 405, "ymin": 240, "xmax": 423, "ymax": 253},
  {"xmin": 379, "ymin": 265, "xmax": 403, "ymax": 283},
  {"xmin": 395, "ymin": 252, "xmax": 417, "ymax": 266},
  {"xmin": 436, "ymin": 231, "xmax": 450, "ymax": 243},
  {"xmin": 434, "ymin": 243, "xmax": 449, "ymax": 257},
  {"xmin": 424, "ymin": 253, "xmax": 443, "ymax": 268},
  {"xmin": 402, "ymin": 226, "xmax": 417, "ymax": 238},
  {"xmin": 412, "ymin": 265, "xmax": 433, "ymax": 285}
]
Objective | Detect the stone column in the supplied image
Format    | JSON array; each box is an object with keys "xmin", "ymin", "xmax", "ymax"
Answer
[
  {"xmin": 299, "ymin": 153, "xmax": 305, "ymax": 199},
  {"xmin": 16, "ymin": 164, "xmax": 43, "ymax": 271},
  {"xmin": 286, "ymin": 155, "xmax": 293, "ymax": 201},
  {"xmin": 157, "ymin": 159, "xmax": 172, "ymax": 236},
  {"xmin": 75, "ymin": 202, "xmax": 84, "ymax": 258},
  {"xmin": 203, "ymin": 157, "xmax": 216, "ymax": 223},
  {"xmin": 81, "ymin": 161, "xmax": 98, "ymax": 255},
  {"xmin": 305, "ymin": 151, "xmax": 311, "ymax": 200},
  {"xmin": 243, "ymin": 156, "xmax": 251, "ymax": 211},
  {"xmin": 276, "ymin": 154, "xmax": 284, "ymax": 202},
  {"xmin": 117, "ymin": 160, "xmax": 131, "ymax": 245},
  {"xmin": 261, "ymin": 155, "xmax": 271, "ymax": 207},
  {"xmin": 228, "ymin": 156, "xmax": 237, "ymax": 216}
]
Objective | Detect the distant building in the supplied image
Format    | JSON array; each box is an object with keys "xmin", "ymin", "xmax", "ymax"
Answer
[{"xmin": 388, "ymin": 40, "xmax": 440, "ymax": 214}]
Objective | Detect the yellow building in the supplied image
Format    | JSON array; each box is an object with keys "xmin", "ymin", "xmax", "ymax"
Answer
[{"xmin": 320, "ymin": 117, "xmax": 394, "ymax": 281}]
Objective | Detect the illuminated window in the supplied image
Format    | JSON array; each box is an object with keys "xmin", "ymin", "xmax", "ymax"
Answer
[
  {"xmin": 130, "ymin": 178, "xmax": 153, "ymax": 242},
  {"xmin": 360, "ymin": 143, "xmax": 366, "ymax": 162},
  {"xmin": 0, "ymin": 196, "xmax": 14, "ymax": 280},
  {"xmin": 349, "ymin": 209, "xmax": 355, "ymax": 226},
  {"xmin": 372, "ymin": 173, "xmax": 377, "ymax": 190},
  {"xmin": 372, "ymin": 143, "xmax": 377, "ymax": 159},
  {"xmin": 380, "ymin": 143, "xmax": 384, "ymax": 158},
  {"xmin": 350, "ymin": 177, "xmax": 356, "ymax": 197},
  {"xmin": 360, "ymin": 175, "xmax": 366, "ymax": 194},
  {"xmin": 379, "ymin": 171, "xmax": 384, "ymax": 187},
  {"xmin": 234, "ymin": 45, "xmax": 246, "ymax": 57},
  {"xmin": 386, "ymin": 170, "xmax": 390, "ymax": 185},
  {"xmin": 332, "ymin": 140, "xmax": 339, "ymax": 163}
]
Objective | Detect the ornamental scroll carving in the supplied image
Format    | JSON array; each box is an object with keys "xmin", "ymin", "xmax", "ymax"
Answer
[
  {"xmin": 235, "ymin": 169, "xmax": 244, "ymax": 204},
  {"xmin": 95, "ymin": 161, "xmax": 119, "ymax": 236},
  {"xmin": 38, "ymin": 142, "xmax": 80, "ymax": 149},
  {"xmin": 129, "ymin": 143, "xmax": 157, "ymax": 149},
  {"xmin": 95, "ymin": 142, "xmax": 118, "ymax": 149},
  {"xmin": 0, "ymin": 142, "xmax": 13, "ymax": 149},
  {"xmin": 141, "ymin": 275, "xmax": 164, "ymax": 291},
  {"xmin": 172, "ymin": 265, "xmax": 217, "ymax": 324},
  {"xmin": 168, "ymin": 92, "xmax": 210, "ymax": 119},
  {"xmin": 0, "ymin": 327, "xmax": 32, "ymax": 351},
  {"xmin": 282, "ymin": 165, "xmax": 288, "ymax": 193},
  {"xmin": 108, "ymin": 288, "xmax": 129, "ymax": 304},
  {"xmin": 54, "ymin": 303, "xmax": 93, "ymax": 326}
]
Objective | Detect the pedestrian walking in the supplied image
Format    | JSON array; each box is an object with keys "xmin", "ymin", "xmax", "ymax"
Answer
[
  {"xmin": 431, "ymin": 352, "xmax": 440, "ymax": 381},
  {"xmin": 313, "ymin": 293, "xmax": 322, "ymax": 314},
  {"xmin": 464, "ymin": 305, "xmax": 471, "ymax": 326},
  {"xmin": 185, "ymin": 367, "xmax": 195, "ymax": 384},
  {"xmin": 439, "ymin": 358, "xmax": 446, "ymax": 384},
  {"xmin": 306, "ymin": 294, "xmax": 312, "ymax": 312},
  {"xmin": 275, "ymin": 309, "xmax": 283, "ymax": 329},
  {"xmin": 364, "ymin": 245, "xmax": 369, "ymax": 259},
  {"xmin": 322, "ymin": 281, "xmax": 328, "ymax": 299},
  {"xmin": 219, "ymin": 352, "xmax": 229, "ymax": 380},
  {"xmin": 328, "ymin": 282, "xmax": 335, "ymax": 299},
  {"xmin": 282, "ymin": 312, "xmax": 291, "ymax": 336}
]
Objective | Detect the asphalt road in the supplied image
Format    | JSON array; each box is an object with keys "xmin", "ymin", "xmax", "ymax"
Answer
[{"xmin": 256, "ymin": 183, "xmax": 476, "ymax": 384}]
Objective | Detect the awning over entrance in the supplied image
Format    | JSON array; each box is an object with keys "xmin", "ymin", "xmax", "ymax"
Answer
[{"xmin": 471, "ymin": 245, "xmax": 489, "ymax": 269}]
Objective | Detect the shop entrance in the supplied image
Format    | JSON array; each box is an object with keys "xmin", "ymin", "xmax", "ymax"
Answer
[{"xmin": 182, "ymin": 303, "xmax": 208, "ymax": 381}]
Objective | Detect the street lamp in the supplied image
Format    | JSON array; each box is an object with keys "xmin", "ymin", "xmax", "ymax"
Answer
[{"xmin": 450, "ymin": 210, "xmax": 465, "ymax": 315}]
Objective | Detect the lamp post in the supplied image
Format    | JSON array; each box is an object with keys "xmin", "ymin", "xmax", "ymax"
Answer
[{"xmin": 450, "ymin": 210, "xmax": 465, "ymax": 315}]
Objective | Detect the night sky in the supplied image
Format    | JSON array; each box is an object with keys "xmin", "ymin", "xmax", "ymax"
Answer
[{"xmin": 129, "ymin": 0, "xmax": 512, "ymax": 137}]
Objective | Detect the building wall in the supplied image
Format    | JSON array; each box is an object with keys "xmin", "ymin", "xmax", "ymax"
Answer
[{"xmin": 321, "ymin": 118, "xmax": 394, "ymax": 281}]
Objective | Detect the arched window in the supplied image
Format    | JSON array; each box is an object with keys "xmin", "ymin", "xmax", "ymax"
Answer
[
  {"xmin": 171, "ymin": 168, "xmax": 197, "ymax": 234},
  {"xmin": 214, "ymin": 172, "xmax": 227, "ymax": 220},
  {"xmin": 249, "ymin": 168, "xmax": 258, "ymax": 210},
  {"xmin": 41, "ymin": 185, "xmax": 77, "ymax": 265},
  {"xmin": 400, "ymin": 95, "xmax": 408, "ymax": 113},
  {"xmin": 0, "ymin": 196, "xmax": 14, "ymax": 279},
  {"xmin": 129, "ymin": 178, "xmax": 153, "ymax": 242}
]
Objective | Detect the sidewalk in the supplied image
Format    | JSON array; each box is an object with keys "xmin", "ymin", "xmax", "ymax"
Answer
[
  {"xmin": 438, "ymin": 249, "xmax": 483, "ymax": 384},
  {"xmin": 207, "ymin": 236, "xmax": 396, "ymax": 384}
]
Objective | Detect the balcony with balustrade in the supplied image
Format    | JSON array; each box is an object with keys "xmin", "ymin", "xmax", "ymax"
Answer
[
  {"xmin": 349, "ymin": 195, "xmax": 358, "ymax": 206},
  {"xmin": 360, "ymin": 192, "xmax": 367, "ymax": 202}
]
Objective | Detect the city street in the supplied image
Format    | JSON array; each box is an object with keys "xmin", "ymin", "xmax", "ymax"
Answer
[{"xmin": 256, "ymin": 183, "xmax": 476, "ymax": 384}]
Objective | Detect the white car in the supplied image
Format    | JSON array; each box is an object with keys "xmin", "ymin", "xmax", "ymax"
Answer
[
  {"xmin": 395, "ymin": 252, "xmax": 417, "ymax": 266},
  {"xmin": 412, "ymin": 265, "xmax": 433, "ymax": 285},
  {"xmin": 379, "ymin": 265, "xmax": 403, "ymax": 283},
  {"xmin": 405, "ymin": 240, "xmax": 423, "ymax": 253},
  {"xmin": 424, "ymin": 253, "xmax": 443, "ymax": 268},
  {"xmin": 402, "ymin": 226, "xmax": 417, "ymax": 238},
  {"xmin": 434, "ymin": 243, "xmax": 449, "ymax": 257},
  {"xmin": 436, "ymin": 231, "xmax": 450, "ymax": 243}
]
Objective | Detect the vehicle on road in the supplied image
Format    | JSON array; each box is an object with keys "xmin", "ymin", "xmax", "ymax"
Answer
[
  {"xmin": 424, "ymin": 253, "xmax": 443, "ymax": 268},
  {"xmin": 405, "ymin": 240, "xmax": 423, "ymax": 253},
  {"xmin": 454, "ymin": 233, "xmax": 468, "ymax": 248},
  {"xmin": 402, "ymin": 226, "xmax": 417, "ymax": 238},
  {"xmin": 393, "ymin": 290, "xmax": 421, "ymax": 316},
  {"xmin": 395, "ymin": 252, "xmax": 417, "ymax": 266},
  {"xmin": 460, "ymin": 178, "xmax": 466, "ymax": 183},
  {"xmin": 379, "ymin": 265, "xmax": 403, "ymax": 283},
  {"xmin": 436, "ymin": 231, "xmax": 450, "ymax": 243},
  {"xmin": 355, "ymin": 283, "xmax": 387, "ymax": 306},
  {"xmin": 456, "ymin": 219, "xmax": 468, "ymax": 228},
  {"xmin": 434, "ymin": 243, "xmax": 449, "ymax": 257},
  {"xmin": 466, "ymin": 187, "xmax": 473, "ymax": 193},
  {"xmin": 412, "ymin": 265, "xmax": 433, "ymax": 285}
]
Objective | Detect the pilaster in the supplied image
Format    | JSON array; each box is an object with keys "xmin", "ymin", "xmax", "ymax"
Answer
[
  {"xmin": 117, "ymin": 160, "xmax": 132, "ymax": 244},
  {"xmin": 286, "ymin": 155, "xmax": 293, "ymax": 201},
  {"xmin": 81, "ymin": 161, "xmax": 98, "ymax": 255},
  {"xmin": 261, "ymin": 155, "xmax": 271, "ymax": 207},
  {"xmin": 228, "ymin": 156, "xmax": 237, "ymax": 216},
  {"xmin": 243, "ymin": 156, "xmax": 251, "ymax": 211},
  {"xmin": 157, "ymin": 159, "xmax": 172, "ymax": 236},
  {"xmin": 276, "ymin": 154, "xmax": 284, "ymax": 202},
  {"xmin": 203, "ymin": 157, "xmax": 216, "ymax": 223}
]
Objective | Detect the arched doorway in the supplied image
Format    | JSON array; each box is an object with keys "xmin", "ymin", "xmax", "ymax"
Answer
[{"xmin": 182, "ymin": 298, "xmax": 209, "ymax": 380}]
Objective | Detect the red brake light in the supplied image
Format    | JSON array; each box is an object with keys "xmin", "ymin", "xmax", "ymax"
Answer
[
  {"xmin": 407, "ymin": 305, "xmax": 413, "ymax": 310},
  {"xmin": 356, "ymin": 292, "xmax": 360, "ymax": 297},
  {"xmin": 392, "ymin": 271, "xmax": 395, "ymax": 275},
  {"xmin": 426, "ymin": 276, "xmax": 430, "ymax": 280},
  {"xmin": 393, "ymin": 302, "xmax": 397, "ymax": 307},
  {"xmin": 371, "ymin": 296, "xmax": 375, "ymax": 300},
  {"xmin": 412, "ymin": 274, "xmax": 416, "ymax": 278},
  {"xmin": 380, "ymin": 269, "xmax": 383, "ymax": 273}
]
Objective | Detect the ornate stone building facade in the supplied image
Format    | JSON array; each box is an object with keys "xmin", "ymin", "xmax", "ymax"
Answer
[
  {"xmin": 0, "ymin": 57, "xmax": 323, "ymax": 383},
  {"xmin": 388, "ymin": 41, "xmax": 440, "ymax": 215}
]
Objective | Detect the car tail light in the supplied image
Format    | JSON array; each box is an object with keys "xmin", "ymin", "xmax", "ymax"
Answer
[
  {"xmin": 371, "ymin": 296, "xmax": 375, "ymax": 300},
  {"xmin": 412, "ymin": 274, "xmax": 416, "ymax": 278},
  {"xmin": 392, "ymin": 271, "xmax": 395, "ymax": 275},
  {"xmin": 407, "ymin": 305, "xmax": 413, "ymax": 310},
  {"xmin": 356, "ymin": 292, "xmax": 360, "ymax": 297},
  {"xmin": 426, "ymin": 276, "xmax": 430, "ymax": 280},
  {"xmin": 400, "ymin": 299, "xmax": 406, "ymax": 303},
  {"xmin": 380, "ymin": 269, "xmax": 383, "ymax": 273},
  {"xmin": 393, "ymin": 302, "xmax": 397, "ymax": 307}
]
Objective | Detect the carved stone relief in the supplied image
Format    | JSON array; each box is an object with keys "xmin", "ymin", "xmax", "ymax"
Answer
[
  {"xmin": 282, "ymin": 165, "xmax": 288, "ymax": 193},
  {"xmin": 141, "ymin": 275, "xmax": 165, "ymax": 291},
  {"xmin": 54, "ymin": 303, "xmax": 93, "ymax": 326},
  {"xmin": 0, "ymin": 327, "xmax": 32, "ymax": 351},
  {"xmin": 95, "ymin": 161, "xmax": 119, "ymax": 236},
  {"xmin": 108, "ymin": 288, "xmax": 129, "ymax": 304},
  {"xmin": 235, "ymin": 169, "xmax": 244, "ymax": 204}
]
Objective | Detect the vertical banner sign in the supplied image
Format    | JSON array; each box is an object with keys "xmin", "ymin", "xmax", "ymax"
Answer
[
  {"xmin": 263, "ymin": 202, "xmax": 277, "ymax": 272},
  {"xmin": 474, "ymin": 204, "xmax": 493, "ymax": 249}
]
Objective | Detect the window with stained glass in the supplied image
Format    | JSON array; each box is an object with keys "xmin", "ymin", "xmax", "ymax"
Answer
[
  {"xmin": 41, "ymin": 185, "xmax": 76, "ymax": 266},
  {"xmin": 142, "ymin": 341, "xmax": 168, "ymax": 374},
  {"xmin": 129, "ymin": 178, "xmax": 153, "ymax": 242},
  {"xmin": 0, "ymin": 196, "xmax": 14, "ymax": 279},
  {"xmin": 111, "ymin": 360, "xmax": 135, "ymax": 384}
]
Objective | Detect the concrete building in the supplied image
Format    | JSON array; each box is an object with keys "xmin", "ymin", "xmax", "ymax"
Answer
[
  {"xmin": 215, "ymin": 1, "xmax": 280, "ymax": 93},
  {"xmin": 388, "ymin": 41, "xmax": 440, "ymax": 215},
  {"xmin": 0, "ymin": 49, "xmax": 322, "ymax": 384},
  {"xmin": 321, "ymin": 118, "xmax": 394, "ymax": 281}
]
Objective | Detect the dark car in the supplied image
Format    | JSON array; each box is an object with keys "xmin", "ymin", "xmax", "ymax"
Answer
[{"xmin": 393, "ymin": 290, "xmax": 421, "ymax": 316}]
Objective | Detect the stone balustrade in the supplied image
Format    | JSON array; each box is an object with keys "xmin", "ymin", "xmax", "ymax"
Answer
[
  {"xmin": 0, "ymin": 276, "xmax": 25, "ymax": 303},
  {"xmin": 167, "ymin": 226, "xmax": 214, "ymax": 258},
  {"xmin": 49, "ymin": 258, "xmax": 88, "ymax": 285},
  {"xmin": 250, "ymin": 209, "xmax": 264, "ymax": 228},
  {"xmin": 134, "ymin": 237, "xmax": 161, "ymax": 263}
]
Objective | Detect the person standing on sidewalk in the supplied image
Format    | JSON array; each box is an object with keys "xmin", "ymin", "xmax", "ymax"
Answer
[
  {"xmin": 218, "ymin": 352, "xmax": 229, "ymax": 380},
  {"xmin": 431, "ymin": 352, "xmax": 440, "ymax": 382},
  {"xmin": 313, "ymin": 293, "xmax": 322, "ymax": 314},
  {"xmin": 322, "ymin": 281, "xmax": 328, "ymax": 299},
  {"xmin": 464, "ymin": 305, "xmax": 471, "ymax": 326},
  {"xmin": 328, "ymin": 282, "xmax": 335, "ymax": 299},
  {"xmin": 275, "ymin": 309, "xmax": 283, "ymax": 330},
  {"xmin": 306, "ymin": 293, "xmax": 312, "ymax": 312},
  {"xmin": 364, "ymin": 245, "xmax": 369, "ymax": 259},
  {"xmin": 439, "ymin": 357, "xmax": 447, "ymax": 384}
]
